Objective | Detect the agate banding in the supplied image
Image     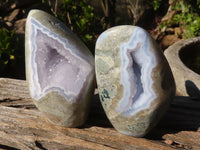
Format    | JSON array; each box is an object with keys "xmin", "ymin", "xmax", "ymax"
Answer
[
  {"xmin": 25, "ymin": 10, "xmax": 95, "ymax": 127},
  {"xmin": 95, "ymin": 25, "xmax": 175, "ymax": 137}
]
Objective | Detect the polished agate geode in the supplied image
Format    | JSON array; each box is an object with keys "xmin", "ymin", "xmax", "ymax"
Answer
[
  {"xmin": 25, "ymin": 10, "xmax": 95, "ymax": 127},
  {"xmin": 95, "ymin": 25, "xmax": 175, "ymax": 137}
]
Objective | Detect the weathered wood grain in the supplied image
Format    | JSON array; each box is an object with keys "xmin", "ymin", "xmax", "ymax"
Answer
[
  {"xmin": 0, "ymin": 78, "xmax": 34, "ymax": 109},
  {"xmin": 0, "ymin": 78, "xmax": 199, "ymax": 149},
  {"xmin": 163, "ymin": 131, "xmax": 200, "ymax": 150},
  {"xmin": 0, "ymin": 101, "xmax": 173, "ymax": 150}
]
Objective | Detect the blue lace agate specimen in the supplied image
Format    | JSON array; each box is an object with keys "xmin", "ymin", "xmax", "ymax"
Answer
[
  {"xmin": 25, "ymin": 10, "xmax": 95, "ymax": 127},
  {"xmin": 95, "ymin": 25, "xmax": 175, "ymax": 137}
]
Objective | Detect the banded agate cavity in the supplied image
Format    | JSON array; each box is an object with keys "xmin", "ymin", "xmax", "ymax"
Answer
[
  {"xmin": 25, "ymin": 10, "xmax": 95, "ymax": 127},
  {"xmin": 95, "ymin": 25, "xmax": 175, "ymax": 137}
]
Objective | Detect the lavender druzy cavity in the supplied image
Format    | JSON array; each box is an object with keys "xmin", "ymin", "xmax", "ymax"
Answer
[
  {"xmin": 25, "ymin": 10, "xmax": 95, "ymax": 127},
  {"xmin": 95, "ymin": 25, "xmax": 175, "ymax": 137}
]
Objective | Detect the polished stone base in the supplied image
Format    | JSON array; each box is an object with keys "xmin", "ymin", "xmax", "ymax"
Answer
[{"xmin": 95, "ymin": 25, "xmax": 175, "ymax": 137}]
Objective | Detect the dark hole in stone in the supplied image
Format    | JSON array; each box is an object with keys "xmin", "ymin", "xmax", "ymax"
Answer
[
  {"xmin": 179, "ymin": 43, "xmax": 200, "ymax": 74},
  {"xmin": 130, "ymin": 52, "xmax": 144, "ymax": 103}
]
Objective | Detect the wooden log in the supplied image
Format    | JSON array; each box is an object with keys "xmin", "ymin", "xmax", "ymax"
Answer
[
  {"xmin": 0, "ymin": 101, "xmax": 173, "ymax": 150},
  {"xmin": 0, "ymin": 78, "xmax": 35, "ymax": 109},
  {"xmin": 163, "ymin": 131, "xmax": 200, "ymax": 150},
  {"xmin": 0, "ymin": 78, "xmax": 199, "ymax": 149}
]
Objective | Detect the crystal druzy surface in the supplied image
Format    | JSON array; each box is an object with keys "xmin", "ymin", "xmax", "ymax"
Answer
[
  {"xmin": 25, "ymin": 10, "xmax": 95, "ymax": 127},
  {"xmin": 95, "ymin": 25, "xmax": 175, "ymax": 137}
]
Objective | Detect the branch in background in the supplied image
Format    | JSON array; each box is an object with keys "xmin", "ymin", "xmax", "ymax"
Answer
[
  {"xmin": 128, "ymin": 0, "xmax": 151, "ymax": 25},
  {"xmin": 100, "ymin": 0, "xmax": 106, "ymax": 16},
  {"xmin": 100, "ymin": 0, "xmax": 116, "ymax": 28},
  {"xmin": 105, "ymin": 0, "xmax": 109, "ymax": 17},
  {"xmin": 67, "ymin": 12, "xmax": 73, "ymax": 31},
  {"xmin": 47, "ymin": 0, "xmax": 58, "ymax": 16},
  {"xmin": 128, "ymin": 0, "xmax": 141, "ymax": 25},
  {"xmin": 54, "ymin": 0, "xmax": 58, "ymax": 15},
  {"xmin": 100, "ymin": 0, "xmax": 109, "ymax": 17}
]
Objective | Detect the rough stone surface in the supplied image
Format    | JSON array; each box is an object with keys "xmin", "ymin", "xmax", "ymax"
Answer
[
  {"xmin": 160, "ymin": 34, "xmax": 181, "ymax": 49},
  {"xmin": 164, "ymin": 37, "xmax": 200, "ymax": 97},
  {"xmin": 95, "ymin": 25, "xmax": 175, "ymax": 137},
  {"xmin": 5, "ymin": 9, "xmax": 20, "ymax": 22},
  {"xmin": 25, "ymin": 9, "xmax": 95, "ymax": 127},
  {"xmin": 14, "ymin": 18, "xmax": 26, "ymax": 34}
]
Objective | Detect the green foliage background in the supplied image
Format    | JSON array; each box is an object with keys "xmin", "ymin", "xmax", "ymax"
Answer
[
  {"xmin": 1, "ymin": 0, "xmax": 200, "ymax": 78},
  {"xmin": 42, "ymin": 0, "xmax": 104, "ymax": 52},
  {"xmin": 158, "ymin": 0, "xmax": 200, "ymax": 38},
  {"xmin": 0, "ymin": 28, "xmax": 24, "ymax": 78}
]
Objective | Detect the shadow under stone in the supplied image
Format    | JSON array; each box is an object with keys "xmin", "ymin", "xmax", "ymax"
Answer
[{"xmin": 185, "ymin": 80, "xmax": 200, "ymax": 99}]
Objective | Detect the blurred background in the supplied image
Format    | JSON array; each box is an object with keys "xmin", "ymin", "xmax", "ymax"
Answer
[{"xmin": 0, "ymin": 0, "xmax": 200, "ymax": 79}]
